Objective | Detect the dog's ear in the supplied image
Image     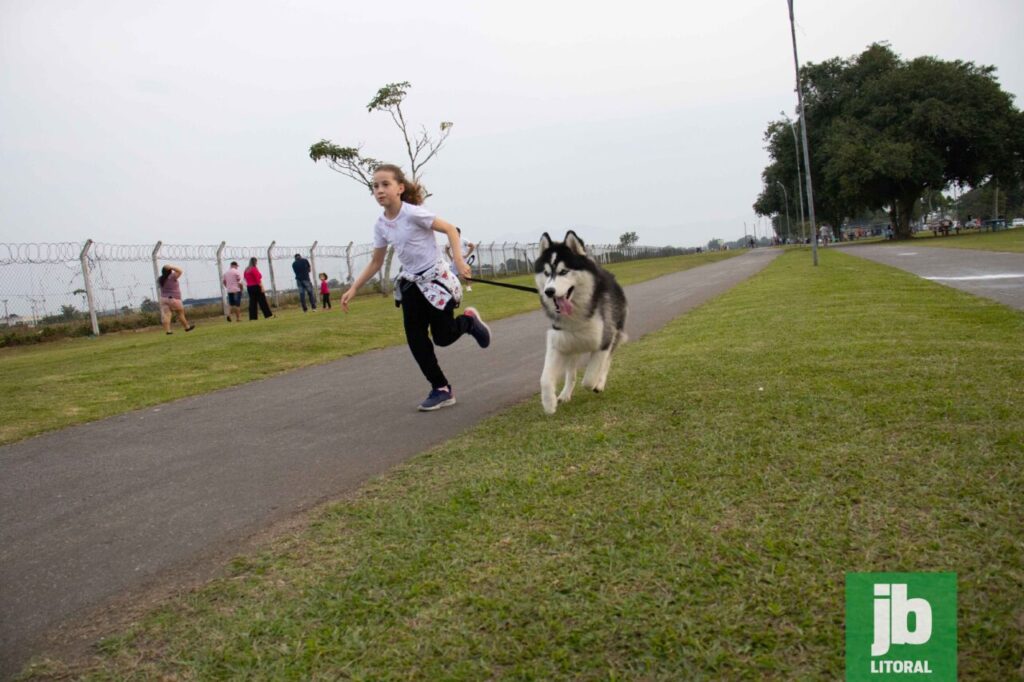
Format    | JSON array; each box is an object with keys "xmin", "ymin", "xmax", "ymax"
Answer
[
  {"xmin": 564, "ymin": 230, "xmax": 587, "ymax": 256},
  {"xmin": 539, "ymin": 232, "xmax": 552, "ymax": 251}
]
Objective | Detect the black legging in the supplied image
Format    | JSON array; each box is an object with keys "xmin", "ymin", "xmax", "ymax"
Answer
[
  {"xmin": 247, "ymin": 285, "xmax": 273, "ymax": 320},
  {"xmin": 400, "ymin": 283, "xmax": 472, "ymax": 389}
]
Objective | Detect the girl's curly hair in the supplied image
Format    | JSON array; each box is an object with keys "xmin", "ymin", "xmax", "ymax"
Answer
[{"xmin": 373, "ymin": 164, "xmax": 425, "ymax": 205}]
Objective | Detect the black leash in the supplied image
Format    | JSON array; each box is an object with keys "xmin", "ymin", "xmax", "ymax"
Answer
[{"xmin": 466, "ymin": 277, "xmax": 537, "ymax": 294}]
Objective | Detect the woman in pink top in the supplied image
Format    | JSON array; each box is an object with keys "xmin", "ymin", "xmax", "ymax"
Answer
[
  {"xmin": 157, "ymin": 265, "xmax": 195, "ymax": 335},
  {"xmin": 243, "ymin": 257, "xmax": 273, "ymax": 320}
]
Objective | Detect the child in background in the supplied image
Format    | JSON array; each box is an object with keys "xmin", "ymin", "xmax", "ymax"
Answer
[{"xmin": 319, "ymin": 273, "xmax": 332, "ymax": 310}]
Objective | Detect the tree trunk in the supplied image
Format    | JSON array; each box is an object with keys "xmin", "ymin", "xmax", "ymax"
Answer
[{"xmin": 891, "ymin": 194, "xmax": 917, "ymax": 240}]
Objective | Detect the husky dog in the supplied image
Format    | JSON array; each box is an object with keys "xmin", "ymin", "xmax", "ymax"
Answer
[{"xmin": 534, "ymin": 231, "xmax": 628, "ymax": 414}]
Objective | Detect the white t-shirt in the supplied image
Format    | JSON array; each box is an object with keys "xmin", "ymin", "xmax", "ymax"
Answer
[{"xmin": 373, "ymin": 202, "xmax": 438, "ymax": 274}]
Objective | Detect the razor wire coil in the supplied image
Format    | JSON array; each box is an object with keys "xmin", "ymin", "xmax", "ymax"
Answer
[{"xmin": 1, "ymin": 239, "xmax": 680, "ymax": 326}]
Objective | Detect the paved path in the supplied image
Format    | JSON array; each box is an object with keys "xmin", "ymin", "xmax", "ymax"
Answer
[
  {"xmin": 838, "ymin": 244, "xmax": 1024, "ymax": 311},
  {"xmin": 0, "ymin": 250, "xmax": 779, "ymax": 677}
]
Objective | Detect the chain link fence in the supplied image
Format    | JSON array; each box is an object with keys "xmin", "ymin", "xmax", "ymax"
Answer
[{"xmin": 1, "ymin": 239, "xmax": 693, "ymax": 343}]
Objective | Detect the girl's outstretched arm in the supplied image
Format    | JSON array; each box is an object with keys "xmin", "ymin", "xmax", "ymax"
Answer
[
  {"xmin": 432, "ymin": 218, "xmax": 470, "ymax": 280},
  {"xmin": 341, "ymin": 247, "xmax": 387, "ymax": 312}
]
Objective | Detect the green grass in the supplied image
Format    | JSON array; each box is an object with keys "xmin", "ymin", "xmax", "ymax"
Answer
[
  {"xmin": 900, "ymin": 228, "xmax": 1023, "ymax": 252},
  {"xmin": 23, "ymin": 249, "xmax": 1023, "ymax": 680},
  {"xmin": 0, "ymin": 252, "xmax": 740, "ymax": 446},
  {"xmin": 836, "ymin": 228, "xmax": 1022, "ymax": 252}
]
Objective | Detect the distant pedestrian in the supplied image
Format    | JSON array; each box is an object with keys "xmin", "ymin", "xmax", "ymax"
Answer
[
  {"xmin": 221, "ymin": 260, "xmax": 244, "ymax": 322},
  {"xmin": 244, "ymin": 257, "xmax": 274, "ymax": 320},
  {"xmin": 445, "ymin": 228, "xmax": 476, "ymax": 291},
  {"xmin": 319, "ymin": 273, "xmax": 332, "ymax": 310},
  {"xmin": 292, "ymin": 253, "xmax": 316, "ymax": 312},
  {"xmin": 158, "ymin": 265, "xmax": 195, "ymax": 335}
]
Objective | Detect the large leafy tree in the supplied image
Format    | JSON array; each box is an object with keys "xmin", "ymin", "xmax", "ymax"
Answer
[
  {"xmin": 956, "ymin": 178, "xmax": 1024, "ymax": 221},
  {"xmin": 309, "ymin": 82, "xmax": 453, "ymax": 196},
  {"xmin": 756, "ymin": 43, "xmax": 1024, "ymax": 239}
]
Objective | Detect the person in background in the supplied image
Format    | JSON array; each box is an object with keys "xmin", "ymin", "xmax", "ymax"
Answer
[
  {"xmin": 292, "ymin": 253, "xmax": 317, "ymax": 312},
  {"xmin": 244, "ymin": 257, "xmax": 274, "ymax": 320},
  {"xmin": 319, "ymin": 272, "xmax": 332, "ymax": 310},
  {"xmin": 157, "ymin": 265, "xmax": 195, "ymax": 335},
  {"xmin": 445, "ymin": 228, "xmax": 476, "ymax": 291},
  {"xmin": 221, "ymin": 260, "xmax": 244, "ymax": 322}
]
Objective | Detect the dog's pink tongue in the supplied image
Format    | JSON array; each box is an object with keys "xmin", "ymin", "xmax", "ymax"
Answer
[{"xmin": 556, "ymin": 297, "xmax": 573, "ymax": 316}]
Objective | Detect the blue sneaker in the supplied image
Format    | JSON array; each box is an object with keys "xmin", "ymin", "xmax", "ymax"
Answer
[
  {"xmin": 418, "ymin": 386, "xmax": 456, "ymax": 412},
  {"xmin": 463, "ymin": 307, "xmax": 491, "ymax": 348}
]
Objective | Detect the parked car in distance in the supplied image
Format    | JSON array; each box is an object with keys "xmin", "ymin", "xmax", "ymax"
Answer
[{"xmin": 1012, "ymin": 217, "xmax": 1024, "ymax": 227}]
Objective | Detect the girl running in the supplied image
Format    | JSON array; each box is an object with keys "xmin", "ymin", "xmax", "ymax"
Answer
[{"xmin": 340, "ymin": 164, "xmax": 491, "ymax": 411}]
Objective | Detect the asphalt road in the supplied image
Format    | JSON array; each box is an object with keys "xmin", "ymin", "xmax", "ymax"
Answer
[
  {"xmin": 0, "ymin": 249, "xmax": 779, "ymax": 677},
  {"xmin": 838, "ymin": 243, "xmax": 1024, "ymax": 311}
]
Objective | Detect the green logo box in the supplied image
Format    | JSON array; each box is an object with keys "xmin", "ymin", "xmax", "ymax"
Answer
[{"xmin": 845, "ymin": 572, "xmax": 956, "ymax": 681}]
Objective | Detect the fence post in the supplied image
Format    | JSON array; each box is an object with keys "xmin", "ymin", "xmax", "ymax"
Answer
[
  {"xmin": 309, "ymin": 240, "xmax": 318, "ymax": 291},
  {"xmin": 382, "ymin": 246, "xmax": 394, "ymax": 296},
  {"xmin": 79, "ymin": 239, "xmax": 100, "ymax": 336},
  {"xmin": 345, "ymin": 241, "xmax": 354, "ymax": 284},
  {"xmin": 216, "ymin": 241, "xmax": 228, "ymax": 319},
  {"xmin": 151, "ymin": 240, "xmax": 162, "ymax": 303},
  {"xmin": 499, "ymin": 242, "xmax": 507, "ymax": 275},
  {"xmin": 266, "ymin": 241, "xmax": 279, "ymax": 307},
  {"xmin": 488, "ymin": 242, "xmax": 496, "ymax": 275}
]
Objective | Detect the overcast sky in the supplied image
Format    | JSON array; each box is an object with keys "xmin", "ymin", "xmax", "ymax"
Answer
[{"xmin": 2, "ymin": 0, "xmax": 1022, "ymax": 250}]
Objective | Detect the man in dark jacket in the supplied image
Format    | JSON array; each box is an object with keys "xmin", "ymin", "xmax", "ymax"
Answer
[{"xmin": 292, "ymin": 253, "xmax": 316, "ymax": 312}]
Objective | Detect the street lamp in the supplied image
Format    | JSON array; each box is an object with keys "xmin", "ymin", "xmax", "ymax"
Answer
[
  {"xmin": 775, "ymin": 181, "xmax": 792, "ymax": 240},
  {"xmin": 787, "ymin": 0, "xmax": 819, "ymax": 265},
  {"xmin": 780, "ymin": 111, "xmax": 807, "ymax": 242}
]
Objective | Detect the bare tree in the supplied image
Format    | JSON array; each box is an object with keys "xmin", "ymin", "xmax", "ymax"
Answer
[
  {"xmin": 309, "ymin": 82, "xmax": 453, "ymax": 197},
  {"xmin": 618, "ymin": 231, "xmax": 639, "ymax": 248}
]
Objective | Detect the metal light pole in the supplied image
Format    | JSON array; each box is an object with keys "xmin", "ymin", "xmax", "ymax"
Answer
[
  {"xmin": 775, "ymin": 181, "xmax": 792, "ymax": 240},
  {"xmin": 787, "ymin": 0, "xmax": 818, "ymax": 265},
  {"xmin": 781, "ymin": 111, "xmax": 807, "ymax": 242}
]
